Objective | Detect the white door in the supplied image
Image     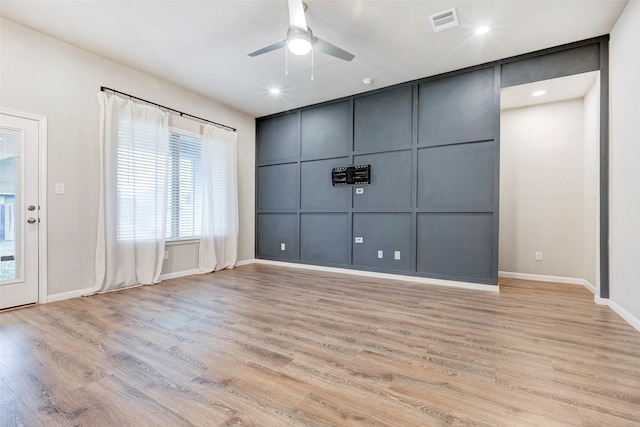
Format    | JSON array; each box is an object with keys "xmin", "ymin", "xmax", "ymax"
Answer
[{"xmin": 0, "ymin": 113, "xmax": 40, "ymax": 309}]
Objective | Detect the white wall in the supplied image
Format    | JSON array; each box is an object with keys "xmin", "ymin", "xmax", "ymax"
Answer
[
  {"xmin": 609, "ymin": 1, "xmax": 640, "ymax": 325},
  {"xmin": 0, "ymin": 18, "xmax": 256, "ymax": 297},
  {"xmin": 500, "ymin": 99, "xmax": 585, "ymax": 279},
  {"xmin": 583, "ymin": 76, "xmax": 600, "ymax": 291}
]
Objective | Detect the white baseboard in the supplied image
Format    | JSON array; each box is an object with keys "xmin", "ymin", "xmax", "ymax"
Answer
[
  {"xmin": 48, "ymin": 265, "xmax": 250, "ymax": 302},
  {"xmin": 253, "ymin": 259, "xmax": 499, "ymax": 292},
  {"xmin": 594, "ymin": 296, "xmax": 608, "ymax": 305},
  {"xmin": 582, "ymin": 279, "xmax": 597, "ymax": 294},
  {"xmin": 501, "ymin": 272, "xmax": 640, "ymax": 333},
  {"xmin": 498, "ymin": 271, "xmax": 601, "ymax": 297},
  {"xmin": 159, "ymin": 268, "xmax": 201, "ymax": 281},
  {"xmin": 47, "ymin": 287, "xmax": 96, "ymax": 303},
  {"xmin": 235, "ymin": 258, "xmax": 256, "ymax": 267},
  {"xmin": 607, "ymin": 300, "xmax": 640, "ymax": 333},
  {"xmin": 499, "ymin": 271, "xmax": 584, "ymax": 285}
]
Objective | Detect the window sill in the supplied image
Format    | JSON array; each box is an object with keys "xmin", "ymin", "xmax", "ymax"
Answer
[{"xmin": 166, "ymin": 238, "xmax": 199, "ymax": 246}]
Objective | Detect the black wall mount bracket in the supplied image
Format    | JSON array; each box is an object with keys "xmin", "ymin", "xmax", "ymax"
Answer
[{"xmin": 332, "ymin": 164, "xmax": 371, "ymax": 186}]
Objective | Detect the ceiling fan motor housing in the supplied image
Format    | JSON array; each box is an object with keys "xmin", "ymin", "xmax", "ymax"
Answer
[{"xmin": 287, "ymin": 26, "xmax": 313, "ymax": 55}]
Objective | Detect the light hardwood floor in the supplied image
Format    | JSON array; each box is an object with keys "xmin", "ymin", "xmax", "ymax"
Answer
[{"xmin": 1, "ymin": 264, "xmax": 639, "ymax": 426}]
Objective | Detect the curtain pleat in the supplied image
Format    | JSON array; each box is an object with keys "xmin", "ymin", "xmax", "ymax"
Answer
[
  {"xmin": 95, "ymin": 92, "xmax": 169, "ymax": 292},
  {"xmin": 199, "ymin": 124, "xmax": 238, "ymax": 273}
]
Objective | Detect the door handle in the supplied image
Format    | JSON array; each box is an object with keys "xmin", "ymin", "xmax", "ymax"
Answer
[
  {"xmin": 27, "ymin": 205, "xmax": 36, "ymax": 211},
  {"xmin": 27, "ymin": 218, "xmax": 37, "ymax": 224}
]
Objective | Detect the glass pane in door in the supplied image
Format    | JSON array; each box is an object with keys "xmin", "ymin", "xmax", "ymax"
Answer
[{"xmin": 0, "ymin": 130, "xmax": 19, "ymax": 282}]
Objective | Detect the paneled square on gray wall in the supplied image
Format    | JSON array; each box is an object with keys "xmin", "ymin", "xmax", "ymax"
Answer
[
  {"xmin": 257, "ymin": 112, "xmax": 299, "ymax": 162},
  {"xmin": 417, "ymin": 213, "xmax": 494, "ymax": 280},
  {"xmin": 354, "ymin": 86, "xmax": 413, "ymax": 152},
  {"xmin": 417, "ymin": 141, "xmax": 495, "ymax": 210},
  {"xmin": 301, "ymin": 213, "xmax": 349, "ymax": 265},
  {"xmin": 301, "ymin": 101, "xmax": 351, "ymax": 158},
  {"xmin": 353, "ymin": 150, "xmax": 412, "ymax": 209},
  {"xmin": 256, "ymin": 213, "xmax": 298, "ymax": 260},
  {"xmin": 301, "ymin": 158, "xmax": 350, "ymax": 209},
  {"xmin": 257, "ymin": 163, "xmax": 298, "ymax": 210},
  {"xmin": 353, "ymin": 213, "xmax": 412, "ymax": 272},
  {"xmin": 418, "ymin": 67, "xmax": 495, "ymax": 147}
]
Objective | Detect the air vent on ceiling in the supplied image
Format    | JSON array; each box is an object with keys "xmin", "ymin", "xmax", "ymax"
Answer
[{"xmin": 429, "ymin": 8, "xmax": 459, "ymax": 33}]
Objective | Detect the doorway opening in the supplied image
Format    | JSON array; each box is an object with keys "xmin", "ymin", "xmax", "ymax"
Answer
[{"xmin": 498, "ymin": 71, "xmax": 600, "ymax": 295}]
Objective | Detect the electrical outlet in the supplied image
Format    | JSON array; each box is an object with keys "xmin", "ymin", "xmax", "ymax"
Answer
[
  {"xmin": 355, "ymin": 237, "xmax": 363, "ymax": 244},
  {"xmin": 394, "ymin": 251, "xmax": 401, "ymax": 260},
  {"xmin": 377, "ymin": 250, "xmax": 383, "ymax": 259},
  {"xmin": 280, "ymin": 243, "xmax": 286, "ymax": 251},
  {"xmin": 355, "ymin": 188, "xmax": 364, "ymax": 195},
  {"xmin": 535, "ymin": 251, "xmax": 543, "ymax": 261},
  {"xmin": 163, "ymin": 251, "xmax": 169, "ymax": 260}
]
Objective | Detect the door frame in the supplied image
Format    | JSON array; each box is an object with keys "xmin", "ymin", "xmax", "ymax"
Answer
[{"xmin": 1, "ymin": 108, "xmax": 48, "ymax": 304}]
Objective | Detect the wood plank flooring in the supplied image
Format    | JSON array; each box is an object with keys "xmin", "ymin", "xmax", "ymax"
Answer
[{"xmin": 1, "ymin": 264, "xmax": 639, "ymax": 426}]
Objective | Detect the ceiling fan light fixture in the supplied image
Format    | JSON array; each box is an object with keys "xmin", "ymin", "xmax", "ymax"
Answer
[{"xmin": 287, "ymin": 27, "xmax": 312, "ymax": 55}]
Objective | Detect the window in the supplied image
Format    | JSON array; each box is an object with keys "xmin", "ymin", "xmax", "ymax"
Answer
[
  {"xmin": 116, "ymin": 125, "xmax": 229, "ymax": 242},
  {"xmin": 166, "ymin": 129, "xmax": 229, "ymax": 241},
  {"xmin": 166, "ymin": 130, "xmax": 203, "ymax": 240}
]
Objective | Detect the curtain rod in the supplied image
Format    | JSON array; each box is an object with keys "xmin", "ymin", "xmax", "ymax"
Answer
[{"xmin": 100, "ymin": 86, "xmax": 236, "ymax": 132}]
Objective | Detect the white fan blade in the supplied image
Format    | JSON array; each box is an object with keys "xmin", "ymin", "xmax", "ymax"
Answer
[
  {"xmin": 248, "ymin": 40, "xmax": 287, "ymax": 57},
  {"xmin": 288, "ymin": 0, "xmax": 307, "ymax": 30},
  {"xmin": 313, "ymin": 37, "xmax": 355, "ymax": 62}
]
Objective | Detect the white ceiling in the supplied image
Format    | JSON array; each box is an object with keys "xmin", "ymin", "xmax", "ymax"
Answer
[
  {"xmin": 0, "ymin": 1, "xmax": 627, "ymax": 118},
  {"xmin": 501, "ymin": 71, "xmax": 599, "ymax": 110}
]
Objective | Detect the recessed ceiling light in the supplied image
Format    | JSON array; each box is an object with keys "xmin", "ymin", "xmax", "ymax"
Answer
[
  {"xmin": 532, "ymin": 90, "xmax": 546, "ymax": 97},
  {"xmin": 269, "ymin": 88, "xmax": 280, "ymax": 94},
  {"xmin": 362, "ymin": 78, "xmax": 373, "ymax": 86},
  {"xmin": 475, "ymin": 26, "xmax": 490, "ymax": 35}
]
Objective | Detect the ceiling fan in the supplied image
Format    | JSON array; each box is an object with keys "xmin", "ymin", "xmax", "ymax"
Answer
[{"xmin": 248, "ymin": 0, "xmax": 355, "ymax": 62}]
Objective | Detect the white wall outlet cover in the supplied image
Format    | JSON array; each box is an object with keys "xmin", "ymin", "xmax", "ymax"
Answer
[
  {"xmin": 163, "ymin": 251, "xmax": 169, "ymax": 260},
  {"xmin": 355, "ymin": 188, "xmax": 364, "ymax": 194},
  {"xmin": 355, "ymin": 237, "xmax": 363, "ymax": 243},
  {"xmin": 394, "ymin": 251, "xmax": 401, "ymax": 260},
  {"xmin": 55, "ymin": 183, "xmax": 65, "ymax": 195},
  {"xmin": 535, "ymin": 251, "xmax": 543, "ymax": 261},
  {"xmin": 377, "ymin": 250, "xmax": 383, "ymax": 259},
  {"xmin": 280, "ymin": 243, "xmax": 286, "ymax": 251}
]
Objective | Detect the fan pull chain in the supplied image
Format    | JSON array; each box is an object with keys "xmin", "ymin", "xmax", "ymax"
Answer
[
  {"xmin": 285, "ymin": 42, "xmax": 289, "ymax": 76},
  {"xmin": 311, "ymin": 47, "xmax": 314, "ymax": 81}
]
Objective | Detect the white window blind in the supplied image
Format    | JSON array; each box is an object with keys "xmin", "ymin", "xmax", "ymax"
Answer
[
  {"xmin": 116, "ymin": 120, "xmax": 168, "ymax": 241},
  {"xmin": 166, "ymin": 131, "xmax": 203, "ymax": 240}
]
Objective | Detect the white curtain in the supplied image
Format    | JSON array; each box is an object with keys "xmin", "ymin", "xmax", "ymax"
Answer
[
  {"xmin": 95, "ymin": 92, "xmax": 170, "ymax": 292},
  {"xmin": 199, "ymin": 124, "xmax": 239, "ymax": 273}
]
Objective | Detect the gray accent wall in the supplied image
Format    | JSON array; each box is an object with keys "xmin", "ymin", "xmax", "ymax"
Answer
[
  {"xmin": 256, "ymin": 67, "xmax": 499, "ymax": 284},
  {"xmin": 255, "ymin": 37, "xmax": 608, "ymax": 288}
]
